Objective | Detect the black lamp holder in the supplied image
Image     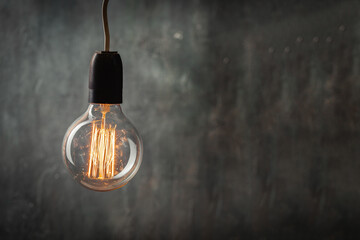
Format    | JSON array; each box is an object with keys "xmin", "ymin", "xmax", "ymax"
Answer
[{"xmin": 88, "ymin": 0, "xmax": 123, "ymax": 104}]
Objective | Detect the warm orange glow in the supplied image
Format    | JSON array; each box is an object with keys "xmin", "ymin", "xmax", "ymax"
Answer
[{"xmin": 88, "ymin": 105, "xmax": 116, "ymax": 179}]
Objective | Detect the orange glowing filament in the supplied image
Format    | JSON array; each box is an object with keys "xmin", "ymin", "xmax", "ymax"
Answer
[{"xmin": 88, "ymin": 105, "xmax": 116, "ymax": 179}]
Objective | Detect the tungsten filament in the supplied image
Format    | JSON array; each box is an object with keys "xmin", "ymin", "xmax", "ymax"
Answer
[{"xmin": 88, "ymin": 107, "xmax": 116, "ymax": 179}]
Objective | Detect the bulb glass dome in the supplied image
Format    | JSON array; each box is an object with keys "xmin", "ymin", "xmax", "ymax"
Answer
[{"xmin": 62, "ymin": 104, "xmax": 143, "ymax": 191}]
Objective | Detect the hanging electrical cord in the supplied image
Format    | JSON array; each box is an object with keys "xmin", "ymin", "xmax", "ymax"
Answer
[{"xmin": 102, "ymin": 0, "xmax": 110, "ymax": 51}]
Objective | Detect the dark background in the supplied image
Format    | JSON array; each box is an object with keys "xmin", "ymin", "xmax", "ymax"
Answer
[{"xmin": 1, "ymin": 0, "xmax": 360, "ymax": 239}]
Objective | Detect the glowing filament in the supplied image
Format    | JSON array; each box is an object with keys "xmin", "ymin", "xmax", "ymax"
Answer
[{"xmin": 88, "ymin": 107, "xmax": 116, "ymax": 179}]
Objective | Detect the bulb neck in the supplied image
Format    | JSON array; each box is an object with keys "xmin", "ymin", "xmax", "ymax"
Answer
[
  {"xmin": 88, "ymin": 51, "xmax": 123, "ymax": 104},
  {"xmin": 88, "ymin": 103, "xmax": 123, "ymax": 111},
  {"xmin": 88, "ymin": 104, "xmax": 123, "ymax": 119}
]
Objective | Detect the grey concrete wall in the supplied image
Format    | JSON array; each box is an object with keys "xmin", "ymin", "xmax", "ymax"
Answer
[{"xmin": 1, "ymin": 0, "xmax": 360, "ymax": 239}]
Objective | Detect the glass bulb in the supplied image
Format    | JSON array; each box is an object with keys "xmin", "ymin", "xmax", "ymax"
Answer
[{"xmin": 62, "ymin": 104, "xmax": 143, "ymax": 191}]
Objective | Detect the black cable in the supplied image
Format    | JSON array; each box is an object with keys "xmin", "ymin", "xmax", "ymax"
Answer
[{"xmin": 102, "ymin": 0, "xmax": 110, "ymax": 51}]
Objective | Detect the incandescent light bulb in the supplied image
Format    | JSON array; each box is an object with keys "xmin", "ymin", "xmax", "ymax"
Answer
[
  {"xmin": 62, "ymin": 103, "xmax": 142, "ymax": 191},
  {"xmin": 62, "ymin": 51, "xmax": 143, "ymax": 191}
]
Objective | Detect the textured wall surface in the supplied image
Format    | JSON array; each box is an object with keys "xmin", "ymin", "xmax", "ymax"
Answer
[{"xmin": 1, "ymin": 0, "xmax": 360, "ymax": 239}]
